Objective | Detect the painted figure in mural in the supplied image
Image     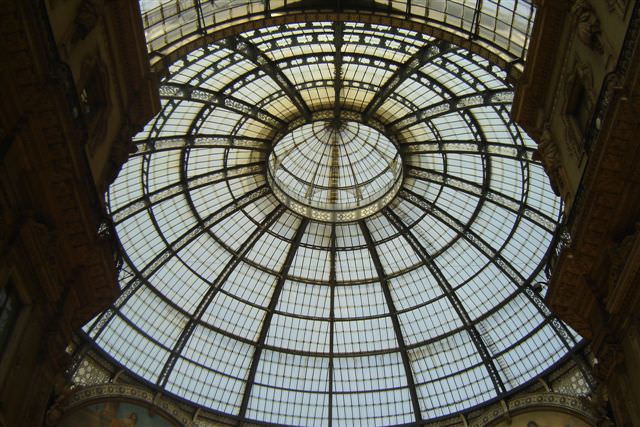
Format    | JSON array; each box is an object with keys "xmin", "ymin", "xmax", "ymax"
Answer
[
  {"xmin": 58, "ymin": 400, "xmax": 175, "ymax": 427},
  {"xmin": 107, "ymin": 412, "xmax": 138, "ymax": 427}
]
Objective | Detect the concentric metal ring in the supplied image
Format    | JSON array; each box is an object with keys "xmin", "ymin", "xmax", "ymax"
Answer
[{"xmin": 267, "ymin": 121, "xmax": 403, "ymax": 222}]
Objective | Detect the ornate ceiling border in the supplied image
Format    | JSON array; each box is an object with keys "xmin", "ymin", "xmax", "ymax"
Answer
[
  {"xmin": 58, "ymin": 384, "xmax": 194, "ymax": 427},
  {"xmin": 471, "ymin": 392, "xmax": 599, "ymax": 426}
]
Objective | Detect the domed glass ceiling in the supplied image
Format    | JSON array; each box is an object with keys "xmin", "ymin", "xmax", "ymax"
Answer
[
  {"xmin": 268, "ymin": 120, "xmax": 403, "ymax": 221},
  {"xmin": 85, "ymin": 14, "xmax": 580, "ymax": 427}
]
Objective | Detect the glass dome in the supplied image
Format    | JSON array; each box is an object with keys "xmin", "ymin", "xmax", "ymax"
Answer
[
  {"xmin": 85, "ymin": 17, "xmax": 580, "ymax": 427},
  {"xmin": 268, "ymin": 120, "xmax": 403, "ymax": 221}
]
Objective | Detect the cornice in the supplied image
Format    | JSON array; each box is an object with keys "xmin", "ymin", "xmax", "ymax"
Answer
[
  {"xmin": 59, "ymin": 384, "xmax": 194, "ymax": 427},
  {"xmin": 472, "ymin": 392, "xmax": 599, "ymax": 427}
]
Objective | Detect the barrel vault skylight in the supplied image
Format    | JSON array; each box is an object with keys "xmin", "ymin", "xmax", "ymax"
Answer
[{"xmin": 84, "ymin": 3, "xmax": 581, "ymax": 427}]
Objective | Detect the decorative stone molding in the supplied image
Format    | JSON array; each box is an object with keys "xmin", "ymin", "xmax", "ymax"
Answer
[
  {"xmin": 70, "ymin": 357, "xmax": 111, "ymax": 387},
  {"xmin": 511, "ymin": 0, "xmax": 570, "ymax": 140},
  {"xmin": 0, "ymin": 0, "xmax": 157, "ymax": 423},
  {"xmin": 553, "ymin": 363, "xmax": 593, "ymax": 397},
  {"xmin": 546, "ymin": 0, "xmax": 640, "ymax": 350},
  {"xmin": 102, "ymin": 127, "xmax": 137, "ymax": 191},
  {"xmin": 471, "ymin": 393, "xmax": 599, "ymax": 426}
]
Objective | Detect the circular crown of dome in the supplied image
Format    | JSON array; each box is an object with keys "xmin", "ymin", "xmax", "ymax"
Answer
[
  {"xmin": 268, "ymin": 121, "xmax": 403, "ymax": 221},
  {"xmin": 88, "ymin": 19, "xmax": 579, "ymax": 427}
]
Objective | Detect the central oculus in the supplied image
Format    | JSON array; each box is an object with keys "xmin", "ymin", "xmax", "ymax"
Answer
[{"xmin": 267, "ymin": 120, "xmax": 403, "ymax": 222}]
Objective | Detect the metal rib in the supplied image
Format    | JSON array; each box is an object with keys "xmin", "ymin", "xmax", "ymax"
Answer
[
  {"xmin": 397, "ymin": 189, "xmax": 576, "ymax": 352},
  {"xmin": 333, "ymin": 21, "xmax": 344, "ymax": 123},
  {"xmin": 87, "ymin": 185, "xmax": 272, "ymax": 339},
  {"xmin": 224, "ymin": 35, "xmax": 312, "ymax": 121},
  {"xmin": 236, "ymin": 217, "xmax": 310, "ymax": 425},
  {"xmin": 387, "ymin": 88, "xmax": 513, "ymax": 132},
  {"xmin": 156, "ymin": 204, "xmax": 286, "ymax": 388},
  {"xmin": 405, "ymin": 166, "xmax": 556, "ymax": 232},
  {"xmin": 159, "ymin": 83, "xmax": 287, "ymax": 129},
  {"xmin": 359, "ymin": 220, "xmax": 423, "ymax": 423},
  {"xmin": 132, "ymin": 134, "xmax": 270, "ymax": 157},
  {"xmin": 328, "ymin": 222, "xmax": 337, "ymax": 427},
  {"xmin": 363, "ymin": 39, "xmax": 450, "ymax": 120},
  {"xmin": 382, "ymin": 208, "xmax": 507, "ymax": 396},
  {"xmin": 112, "ymin": 162, "xmax": 264, "ymax": 224}
]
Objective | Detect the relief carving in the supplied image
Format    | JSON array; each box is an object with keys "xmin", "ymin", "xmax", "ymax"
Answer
[
  {"xmin": 79, "ymin": 56, "xmax": 111, "ymax": 152},
  {"xmin": 102, "ymin": 127, "xmax": 137, "ymax": 192},
  {"xmin": 45, "ymin": 386, "xmax": 74, "ymax": 426},
  {"xmin": 605, "ymin": 225, "xmax": 640, "ymax": 312},
  {"xmin": 589, "ymin": 384, "xmax": 616, "ymax": 427},
  {"xmin": 571, "ymin": 0, "xmax": 605, "ymax": 54},
  {"xmin": 594, "ymin": 331, "xmax": 624, "ymax": 380},
  {"xmin": 73, "ymin": 0, "xmax": 106, "ymax": 41},
  {"xmin": 0, "ymin": 206, "xmax": 18, "ymax": 255},
  {"xmin": 533, "ymin": 125, "xmax": 567, "ymax": 199},
  {"xmin": 562, "ymin": 60, "xmax": 594, "ymax": 159},
  {"xmin": 606, "ymin": 0, "xmax": 629, "ymax": 15}
]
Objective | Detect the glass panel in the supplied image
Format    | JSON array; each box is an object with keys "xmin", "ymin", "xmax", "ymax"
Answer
[
  {"xmin": 334, "ymin": 317, "xmax": 398, "ymax": 353},
  {"xmin": 247, "ymin": 384, "xmax": 328, "ymax": 427},
  {"xmin": 333, "ymin": 388, "xmax": 414, "ymax": 427},
  {"xmin": 333, "ymin": 353, "xmax": 408, "ymax": 392},
  {"xmin": 96, "ymin": 315, "xmax": 170, "ymax": 383}
]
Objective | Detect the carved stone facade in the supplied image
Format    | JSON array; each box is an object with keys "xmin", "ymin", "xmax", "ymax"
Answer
[
  {"xmin": 0, "ymin": 0, "xmax": 158, "ymax": 425},
  {"xmin": 513, "ymin": 0, "xmax": 640, "ymax": 425}
]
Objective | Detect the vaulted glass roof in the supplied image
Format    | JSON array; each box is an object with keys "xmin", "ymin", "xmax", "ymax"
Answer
[
  {"xmin": 85, "ymin": 8, "xmax": 581, "ymax": 427},
  {"xmin": 138, "ymin": 0, "xmax": 536, "ymax": 78}
]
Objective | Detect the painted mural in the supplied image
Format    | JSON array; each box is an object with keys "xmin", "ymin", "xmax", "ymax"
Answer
[{"xmin": 58, "ymin": 400, "xmax": 178, "ymax": 427}]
